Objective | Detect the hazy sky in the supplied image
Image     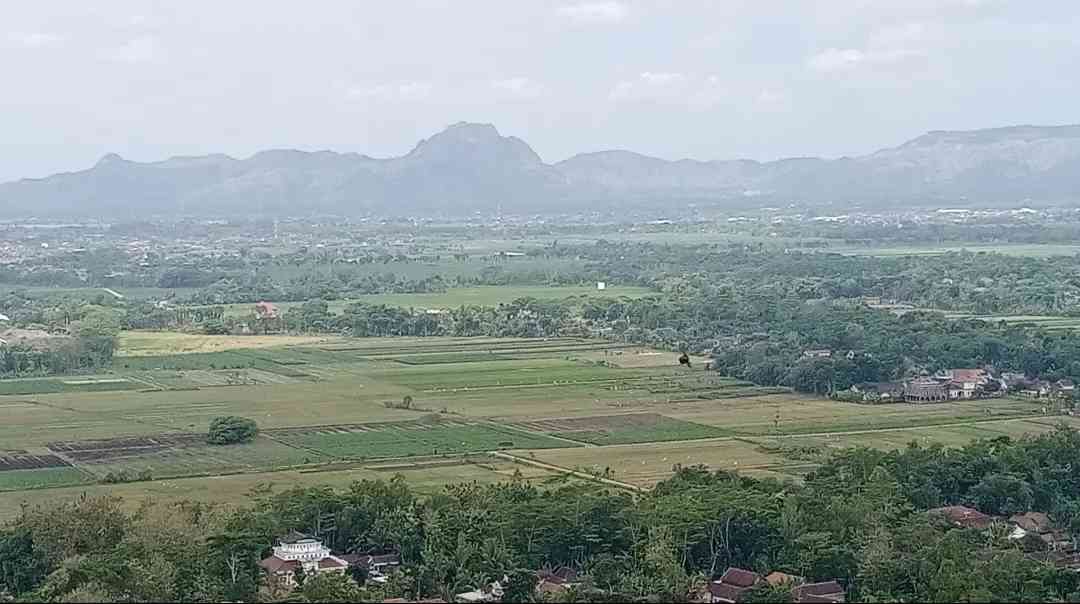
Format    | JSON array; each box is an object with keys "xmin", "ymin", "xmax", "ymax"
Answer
[{"xmin": 2, "ymin": 0, "xmax": 1078, "ymax": 181}]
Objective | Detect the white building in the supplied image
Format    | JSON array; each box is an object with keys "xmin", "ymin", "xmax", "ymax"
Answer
[{"xmin": 259, "ymin": 532, "xmax": 349, "ymax": 588}]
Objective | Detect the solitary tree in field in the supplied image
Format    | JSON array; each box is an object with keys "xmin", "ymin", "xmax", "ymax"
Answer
[{"xmin": 207, "ymin": 416, "xmax": 259, "ymax": 445}]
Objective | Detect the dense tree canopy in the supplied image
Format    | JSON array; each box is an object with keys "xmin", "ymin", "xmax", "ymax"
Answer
[{"xmin": 3, "ymin": 427, "xmax": 1080, "ymax": 602}]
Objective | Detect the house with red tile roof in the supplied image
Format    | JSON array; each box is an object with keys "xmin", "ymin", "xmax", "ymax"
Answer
[{"xmin": 928, "ymin": 505, "xmax": 995, "ymax": 530}]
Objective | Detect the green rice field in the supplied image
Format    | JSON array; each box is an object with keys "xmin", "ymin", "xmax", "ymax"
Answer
[{"xmin": 0, "ymin": 333, "xmax": 1067, "ymax": 518}]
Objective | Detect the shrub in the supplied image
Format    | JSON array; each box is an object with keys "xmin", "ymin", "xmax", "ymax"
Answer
[{"xmin": 207, "ymin": 416, "xmax": 258, "ymax": 445}]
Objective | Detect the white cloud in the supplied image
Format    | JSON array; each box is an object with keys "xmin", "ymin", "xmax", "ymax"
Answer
[
  {"xmin": 609, "ymin": 72, "xmax": 725, "ymax": 108},
  {"xmin": 490, "ymin": 77, "xmax": 546, "ymax": 100},
  {"xmin": 7, "ymin": 32, "xmax": 65, "ymax": 48},
  {"xmin": 106, "ymin": 36, "xmax": 161, "ymax": 64},
  {"xmin": 556, "ymin": 1, "xmax": 628, "ymax": 24},
  {"xmin": 807, "ymin": 46, "xmax": 925, "ymax": 73},
  {"xmin": 807, "ymin": 48, "xmax": 865, "ymax": 73},
  {"xmin": 348, "ymin": 81, "xmax": 433, "ymax": 102},
  {"xmin": 757, "ymin": 89, "xmax": 786, "ymax": 106}
]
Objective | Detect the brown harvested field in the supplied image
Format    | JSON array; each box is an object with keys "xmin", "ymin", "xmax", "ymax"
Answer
[
  {"xmin": 0, "ymin": 456, "xmax": 565, "ymax": 522},
  {"xmin": 48, "ymin": 433, "xmax": 206, "ymax": 462},
  {"xmin": 116, "ymin": 331, "xmax": 346, "ymax": 356},
  {"xmin": 518, "ymin": 439, "xmax": 794, "ymax": 487}
]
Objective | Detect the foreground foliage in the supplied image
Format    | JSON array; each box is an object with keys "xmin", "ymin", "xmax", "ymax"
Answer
[{"xmin": 2, "ymin": 426, "xmax": 1080, "ymax": 602}]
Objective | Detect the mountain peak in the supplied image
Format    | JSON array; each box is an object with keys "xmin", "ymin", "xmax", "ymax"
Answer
[
  {"xmin": 406, "ymin": 122, "xmax": 543, "ymax": 165},
  {"xmin": 94, "ymin": 153, "xmax": 126, "ymax": 168}
]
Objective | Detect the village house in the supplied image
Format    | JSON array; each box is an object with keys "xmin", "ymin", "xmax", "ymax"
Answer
[
  {"xmin": 802, "ymin": 349, "xmax": 832, "ymax": 359},
  {"xmin": 254, "ymin": 301, "xmax": 280, "ymax": 320},
  {"xmin": 258, "ymin": 532, "xmax": 350, "ymax": 589},
  {"xmin": 792, "ymin": 581, "xmax": 846, "ymax": 603},
  {"xmin": 340, "ymin": 552, "xmax": 402, "ymax": 583},
  {"xmin": 706, "ymin": 567, "xmax": 761, "ymax": 603},
  {"xmin": 928, "ymin": 506, "xmax": 994, "ymax": 530},
  {"xmin": 850, "ymin": 382, "xmax": 904, "ymax": 403},
  {"xmin": 455, "ymin": 577, "xmax": 505, "ymax": 603},
  {"xmin": 704, "ymin": 568, "xmax": 845, "ymax": 603},
  {"xmin": 936, "ymin": 368, "xmax": 991, "ymax": 399},
  {"xmin": 535, "ymin": 567, "xmax": 580, "ymax": 599},
  {"xmin": 904, "ymin": 378, "xmax": 949, "ymax": 403}
]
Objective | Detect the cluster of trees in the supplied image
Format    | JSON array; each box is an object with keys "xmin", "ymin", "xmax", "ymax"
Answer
[
  {"xmin": 2, "ymin": 427, "xmax": 1080, "ymax": 602},
  {"xmin": 186, "ymin": 273, "xmax": 453, "ymax": 306},
  {"xmin": 0, "ymin": 302, "xmax": 120, "ymax": 377},
  {"xmin": 196, "ymin": 292, "xmax": 1080, "ymax": 394},
  {"xmin": 207, "ymin": 416, "xmax": 259, "ymax": 445}
]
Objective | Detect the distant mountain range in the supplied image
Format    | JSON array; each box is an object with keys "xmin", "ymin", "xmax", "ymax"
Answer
[{"xmin": 4, "ymin": 122, "xmax": 1080, "ymax": 218}]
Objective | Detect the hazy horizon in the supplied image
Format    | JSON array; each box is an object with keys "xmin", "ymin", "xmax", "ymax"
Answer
[{"xmin": 3, "ymin": 1, "xmax": 1079, "ymax": 182}]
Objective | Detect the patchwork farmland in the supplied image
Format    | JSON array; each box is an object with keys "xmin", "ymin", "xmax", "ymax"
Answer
[{"xmin": 0, "ymin": 333, "xmax": 1062, "ymax": 519}]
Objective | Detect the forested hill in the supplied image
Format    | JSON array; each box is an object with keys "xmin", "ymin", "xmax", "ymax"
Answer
[{"xmin": 3, "ymin": 123, "xmax": 1080, "ymax": 217}]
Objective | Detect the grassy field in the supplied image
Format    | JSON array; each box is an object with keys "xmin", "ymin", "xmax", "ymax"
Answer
[
  {"xmin": 517, "ymin": 439, "xmax": 798, "ymax": 487},
  {"xmin": 0, "ymin": 467, "xmax": 89, "ymax": 491},
  {"xmin": 271, "ymin": 421, "xmax": 571, "ymax": 459},
  {"xmin": 73, "ymin": 437, "xmax": 332, "ymax": 479},
  {"xmin": 0, "ymin": 334, "xmax": 1068, "ymax": 515},
  {"xmin": 0, "ymin": 457, "xmax": 565, "ymax": 521},
  {"xmin": 664, "ymin": 393, "xmax": 1046, "ymax": 436},
  {"xmin": 0, "ymin": 376, "xmax": 144, "ymax": 396},
  {"xmin": 117, "ymin": 331, "xmax": 345, "ymax": 356},
  {"xmin": 827, "ymin": 244, "xmax": 1080, "ymax": 258},
  {"xmin": 512, "ymin": 413, "xmax": 729, "ymax": 445}
]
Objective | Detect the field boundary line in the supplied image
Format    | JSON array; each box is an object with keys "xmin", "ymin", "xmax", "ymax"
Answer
[
  {"xmin": 259, "ymin": 432, "xmax": 344, "ymax": 461},
  {"xmin": 490, "ymin": 451, "xmax": 643, "ymax": 492},
  {"xmin": 479, "ymin": 420, "xmax": 594, "ymax": 448}
]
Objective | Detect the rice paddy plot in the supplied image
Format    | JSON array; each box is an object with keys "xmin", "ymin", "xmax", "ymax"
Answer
[
  {"xmin": 665, "ymin": 393, "xmax": 1047, "ymax": 436},
  {"xmin": 268, "ymin": 420, "xmax": 574, "ymax": 460},
  {"xmin": 116, "ymin": 331, "xmax": 344, "ymax": 356},
  {"xmin": 748, "ymin": 416, "xmax": 1077, "ymax": 453},
  {"xmin": 71, "ymin": 436, "xmax": 331, "ymax": 479},
  {"xmin": 373, "ymin": 358, "xmax": 655, "ymax": 391},
  {"xmin": 0, "ymin": 456, "xmax": 566, "ymax": 522},
  {"xmin": 511, "ymin": 413, "xmax": 730, "ymax": 445},
  {"xmin": 518, "ymin": 439, "xmax": 792, "ymax": 487},
  {"xmin": 0, "ymin": 467, "xmax": 89, "ymax": 491},
  {"xmin": 0, "ymin": 376, "xmax": 142, "ymax": 396}
]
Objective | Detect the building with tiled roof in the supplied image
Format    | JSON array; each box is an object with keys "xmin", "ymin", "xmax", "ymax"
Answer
[{"xmin": 258, "ymin": 532, "xmax": 350, "ymax": 589}]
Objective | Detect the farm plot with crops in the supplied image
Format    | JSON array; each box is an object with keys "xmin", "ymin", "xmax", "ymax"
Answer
[
  {"xmin": 267, "ymin": 419, "xmax": 572, "ymax": 460},
  {"xmin": 510, "ymin": 413, "xmax": 729, "ymax": 445}
]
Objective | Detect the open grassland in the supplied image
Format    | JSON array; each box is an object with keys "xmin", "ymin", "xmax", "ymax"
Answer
[
  {"xmin": 0, "ymin": 457, "xmax": 565, "ymax": 521},
  {"xmin": 117, "ymin": 331, "xmax": 344, "ymax": 356},
  {"xmin": 67, "ymin": 436, "xmax": 332, "ymax": 479},
  {"xmin": 941, "ymin": 313, "xmax": 1080, "ymax": 331},
  {"xmin": 0, "ymin": 467, "xmax": 89, "ymax": 491},
  {"xmin": 0, "ymin": 376, "xmax": 143, "ymax": 396},
  {"xmin": 516, "ymin": 439, "xmax": 799, "ymax": 487},
  {"xmin": 511, "ymin": 413, "xmax": 728, "ymax": 445},
  {"xmin": 664, "ymin": 393, "xmax": 1045, "ymax": 436},
  {"xmin": 269, "ymin": 420, "xmax": 572, "ymax": 459},
  {"xmin": 0, "ymin": 335, "xmax": 1067, "ymax": 511},
  {"xmin": 746, "ymin": 416, "xmax": 1080, "ymax": 452}
]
